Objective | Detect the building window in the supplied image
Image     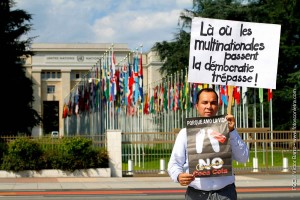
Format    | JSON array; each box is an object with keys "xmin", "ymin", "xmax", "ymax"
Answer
[
  {"xmin": 42, "ymin": 71, "xmax": 61, "ymax": 80},
  {"xmin": 71, "ymin": 70, "xmax": 89, "ymax": 80},
  {"xmin": 41, "ymin": 72, "xmax": 45, "ymax": 79},
  {"xmin": 47, "ymin": 85, "xmax": 55, "ymax": 94}
]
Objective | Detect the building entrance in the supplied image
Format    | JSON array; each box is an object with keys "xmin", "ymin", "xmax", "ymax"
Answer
[{"xmin": 43, "ymin": 101, "xmax": 59, "ymax": 135}]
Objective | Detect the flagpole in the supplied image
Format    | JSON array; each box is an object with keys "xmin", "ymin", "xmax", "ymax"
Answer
[
  {"xmin": 253, "ymin": 88, "xmax": 257, "ymax": 158},
  {"xmin": 185, "ymin": 69, "xmax": 188, "ymax": 124},
  {"xmin": 239, "ymin": 87, "xmax": 242, "ymax": 128},
  {"xmin": 269, "ymin": 89, "xmax": 273, "ymax": 166},
  {"xmin": 242, "ymin": 86, "xmax": 249, "ymax": 164},
  {"xmin": 111, "ymin": 44, "xmax": 115, "ymax": 129},
  {"xmin": 259, "ymin": 88, "xmax": 265, "ymax": 164},
  {"xmin": 104, "ymin": 51, "xmax": 109, "ymax": 130},
  {"xmin": 227, "ymin": 86, "xmax": 234, "ymax": 115},
  {"xmin": 171, "ymin": 74, "xmax": 174, "ymax": 131},
  {"xmin": 140, "ymin": 44, "xmax": 144, "ymax": 133},
  {"xmin": 168, "ymin": 75, "xmax": 170, "ymax": 131}
]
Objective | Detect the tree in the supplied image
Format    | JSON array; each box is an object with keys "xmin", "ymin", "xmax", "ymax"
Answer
[
  {"xmin": 0, "ymin": 0, "xmax": 42, "ymax": 135},
  {"xmin": 152, "ymin": 0, "xmax": 300, "ymax": 130},
  {"xmin": 153, "ymin": 30, "xmax": 190, "ymax": 75}
]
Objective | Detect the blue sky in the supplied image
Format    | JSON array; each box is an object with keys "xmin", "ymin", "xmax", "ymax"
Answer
[{"xmin": 15, "ymin": 0, "xmax": 193, "ymax": 52}]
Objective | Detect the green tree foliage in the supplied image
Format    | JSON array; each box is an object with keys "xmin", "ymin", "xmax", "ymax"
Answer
[
  {"xmin": 153, "ymin": 30, "xmax": 190, "ymax": 75},
  {"xmin": 152, "ymin": 0, "xmax": 300, "ymax": 130},
  {"xmin": 0, "ymin": 0, "xmax": 42, "ymax": 135}
]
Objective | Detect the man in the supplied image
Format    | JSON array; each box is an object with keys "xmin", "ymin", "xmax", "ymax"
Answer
[{"xmin": 168, "ymin": 88, "xmax": 249, "ymax": 200}]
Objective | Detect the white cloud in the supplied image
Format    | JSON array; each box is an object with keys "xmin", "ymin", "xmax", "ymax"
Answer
[{"xmin": 15, "ymin": 0, "xmax": 193, "ymax": 52}]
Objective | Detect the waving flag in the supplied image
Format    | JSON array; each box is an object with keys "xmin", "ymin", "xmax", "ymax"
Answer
[
  {"xmin": 233, "ymin": 86, "xmax": 241, "ymax": 105},
  {"xmin": 221, "ymin": 85, "xmax": 228, "ymax": 106},
  {"xmin": 110, "ymin": 51, "xmax": 116, "ymax": 102},
  {"xmin": 143, "ymin": 92, "xmax": 149, "ymax": 114},
  {"xmin": 111, "ymin": 50, "xmax": 116, "ymax": 76},
  {"xmin": 139, "ymin": 53, "xmax": 144, "ymax": 103},
  {"xmin": 127, "ymin": 61, "xmax": 134, "ymax": 106},
  {"xmin": 268, "ymin": 89, "xmax": 273, "ymax": 102},
  {"xmin": 133, "ymin": 56, "xmax": 140, "ymax": 104},
  {"xmin": 259, "ymin": 88, "xmax": 264, "ymax": 103}
]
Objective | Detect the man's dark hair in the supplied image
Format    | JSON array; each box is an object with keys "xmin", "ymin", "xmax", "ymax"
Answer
[{"xmin": 196, "ymin": 88, "xmax": 219, "ymax": 104}]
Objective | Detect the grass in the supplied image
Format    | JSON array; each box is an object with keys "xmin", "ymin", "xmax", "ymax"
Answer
[
  {"xmin": 122, "ymin": 149, "xmax": 299, "ymax": 171},
  {"xmin": 233, "ymin": 150, "xmax": 297, "ymax": 168}
]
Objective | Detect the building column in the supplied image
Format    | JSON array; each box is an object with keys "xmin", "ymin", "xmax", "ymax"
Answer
[
  {"xmin": 60, "ymin": 69, "xmax": 71, "ymax": 137},
  {"xmin": 31, "ymin": 69, "xmax": 42, "ymax": 137}
]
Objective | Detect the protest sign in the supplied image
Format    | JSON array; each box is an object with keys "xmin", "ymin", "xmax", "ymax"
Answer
[
  {"xmin": 186, "ymin": 115, "xmax": 232, "ymax": 178},
  {"xmin": 188, "ymin": 18, "xmax": 281, "ymax": 89}
]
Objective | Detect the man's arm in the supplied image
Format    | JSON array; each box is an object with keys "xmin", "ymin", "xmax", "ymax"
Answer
[
  {"xmin": 230, "ymin": 129, "xmax": 249, "ymax": 163},
  {"xmin": 168, "ymin": 128, "xmax": 195, "ymax": 185},
  {"xmin": 226, "ymin": 114, "xmax": 249, "ymax": 163},
  {"xmin": 167, "ymin": 128, "xmax": 187, "ymax": 183}
]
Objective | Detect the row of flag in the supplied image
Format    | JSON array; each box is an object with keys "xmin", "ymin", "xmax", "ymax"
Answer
[{"xmin": 62, "ymin": 52, "xmax": 273, "ymax": 118}]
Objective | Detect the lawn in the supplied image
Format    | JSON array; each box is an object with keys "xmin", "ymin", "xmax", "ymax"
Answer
[{"xmin": 122, "ymin": 149, "xmax": 298, "ymax": 171}]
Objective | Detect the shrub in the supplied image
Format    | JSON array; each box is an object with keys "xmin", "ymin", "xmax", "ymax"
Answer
[
  {"xmin": 0, "ymin": 138, "xmax": 7, "ymax": 164},
  {"xmin": 1, "ymin": 137, "xmax": 44, "ymax": 171},
  {"xmin": 52, "ymin": 137, "xmax": 109, "ymax": 171},
  {"xmin": 0, "ymin": 136, "xmax": 109, "ymax": 172}
]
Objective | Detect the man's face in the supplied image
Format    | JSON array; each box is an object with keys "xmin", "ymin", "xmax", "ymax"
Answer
[{"xmin": 196, "ymin": 91, "xmax": 218, "ymax": 117}]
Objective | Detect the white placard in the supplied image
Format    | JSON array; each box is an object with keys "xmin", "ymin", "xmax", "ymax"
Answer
[{"xmin": 188, "ymin": 17, "xmax": 281, "ymax": 89}]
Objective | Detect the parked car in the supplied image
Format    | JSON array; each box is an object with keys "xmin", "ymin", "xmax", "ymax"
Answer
[{"xmin": 51, "ymin": 131, "xmax": 59, "ymax": 138}]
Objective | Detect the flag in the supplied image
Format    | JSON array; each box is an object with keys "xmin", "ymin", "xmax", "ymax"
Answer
[
  {"xmin": 154, "ymin": 85, "xmax": 158, "ymax": 112},
  {"xmin": 123, "ymin": 63, "xmax": 129, "ymax": 105},
  {"xmin": 111, "ymin": 50, "xmax": 116, "ymax": 76},
  {"xmin": 127, "ymin": 61, "xmax": 134, "ymax": 105},
  {"xmin": 143, "ymin": 92, "xmax": 149, "ymax": 114},
  {"xmin": 163, "ymin": 82, "xmax": 168, "ymax": 111},
  {"xmin": 169, "ymin": 83, "xmax": 173, "ymax": 110},
  {"xmin": 128, "ymin": 73, "xmax": 134, "ymax": 105},
  {"xmin": 174, "ymin": 82, "xmax": 179, "ymax": 111},
  {"xmin": 139, "ymin": 53, "xmax": 144, "ymax": 103},
  {"xmin": 233, "ymin": 86, "xmax": 241, "ymax": 105},
  {"xmin": 133, "ymin": 56, "xmax": 139, "ymax": 104},
  {"xmin": 62, "ymin": 103, "xmax": 68, "ymax": 118},
  {"xmin": 268, "ymin": 89, "xmax": 273, "ymax": 102},
  {"xmin": 221, "ymin": 85, "xmax": 228, "ymax": 106},
  {"xmin": 192, "ymin": 83, "xmax": 198, "ymax": 106},
  {"xmin": 119, "ymin": 69, "xmax": 124, "ymax": 106},
  {"xmin": 187, "ymin": 83, "xmax": 192, "ymax": 111},
  {"xmin": 259, "ymin": 88, "xmax": 263, "ymax": 103},
  {"xmin": 75, "ymin": 87, "xmax": 79, "ymax": 114},
  {"xmin": 184, "ymin": 75, "xmax": 191, "ymax": 110},
  {"xmin": 105, "ymin": 73, "xmax": 110, "ymax": 102},
  {"xmin": 150, "ymin": 94, "xmax": 155, "ymax": 114},
  {"xmin": 110, "ymin": 72, "xmax": 116, "ymax": 102},
  {"xmin": 115, "ymin": 69, "xmax": 120, "ymax": 106}
]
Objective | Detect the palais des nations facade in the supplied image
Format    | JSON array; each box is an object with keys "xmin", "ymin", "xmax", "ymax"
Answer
[{"xmin": 24, "ymin": 43, "xmax": 163, "ymax": 137}]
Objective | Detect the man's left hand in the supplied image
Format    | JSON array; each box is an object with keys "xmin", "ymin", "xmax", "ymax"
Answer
[{"xmin": 226, "ymin": 114, "xmax": 235, "ymax": 132}]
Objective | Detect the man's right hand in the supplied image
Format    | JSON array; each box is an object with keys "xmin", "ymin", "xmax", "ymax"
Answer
[{"xmin": 178, "ymin": 173, "xmax": 195, "ymax": 186}]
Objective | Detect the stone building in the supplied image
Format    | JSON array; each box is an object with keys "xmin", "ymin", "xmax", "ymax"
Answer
[{"xmin": 24, "ymin": 43, "xmax": 163, "ymax": 137}]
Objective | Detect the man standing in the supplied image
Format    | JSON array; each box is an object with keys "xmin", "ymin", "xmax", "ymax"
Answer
[{"xmin": 168, "ymin": 88, "xmax": 249, "ymax": 200}]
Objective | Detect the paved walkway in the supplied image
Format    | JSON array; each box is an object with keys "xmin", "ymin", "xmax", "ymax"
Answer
[{"xmin": 0, "ymin": 174, "xmax": 298, "ymax": 191}]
